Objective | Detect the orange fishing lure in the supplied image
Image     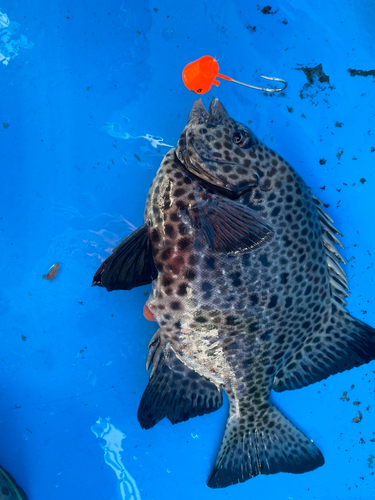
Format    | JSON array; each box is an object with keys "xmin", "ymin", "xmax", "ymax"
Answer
[{"xmin": 182, "ymin": 55, "xmax": 287, "ymax": 94}]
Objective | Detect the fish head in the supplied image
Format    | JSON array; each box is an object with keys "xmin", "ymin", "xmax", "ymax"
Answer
[{"xmin": 176, "ymin": 98, "xmax": 262, "ymax": 193}]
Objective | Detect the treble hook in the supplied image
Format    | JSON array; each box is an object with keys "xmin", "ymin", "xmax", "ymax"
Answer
[{"xmin": 226, "ymin": 75, "xmax": 288, "ymax": 93}]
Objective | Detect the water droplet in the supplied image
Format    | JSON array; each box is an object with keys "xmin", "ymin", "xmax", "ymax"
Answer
[{"xmin": 162, "ymin": 27, "xmax": 175, "ymax": 41}]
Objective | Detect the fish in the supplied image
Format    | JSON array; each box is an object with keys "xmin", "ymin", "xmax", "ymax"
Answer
[{"xmin": 92, "ymin": 98, "xmax": 375, "ymax": 489}]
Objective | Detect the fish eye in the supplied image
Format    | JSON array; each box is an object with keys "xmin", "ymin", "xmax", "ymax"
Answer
[{"xmin": 232, "ymin": 130, "xmax": 253, "ymax": 148}]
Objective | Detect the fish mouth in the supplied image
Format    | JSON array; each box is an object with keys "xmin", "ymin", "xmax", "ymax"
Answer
[
  {"xmin": 179, "ymin": 99, "xmax": 230, "ymax": 179},
  {"xmin": 176, "ymin": 98, "xmax": 259, "ymax": 192},
  {"xmin": 187, "ymin": 97, "xmax": 228, "ymax": 126}
]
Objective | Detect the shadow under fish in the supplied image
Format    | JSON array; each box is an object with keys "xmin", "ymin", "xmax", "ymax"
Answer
[{"xmin": 93, "ymin": 98, "xmax": 375, "ymax": 488}]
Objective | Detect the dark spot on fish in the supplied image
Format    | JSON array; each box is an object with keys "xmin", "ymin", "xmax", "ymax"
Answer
[
  {"xmin": 280, "ymin": 272, "xmax": 289, "ymax": 285},
  {"xmin": 174, "ymin": 188, "xmax": 186, "ymax": 197},
  {"xmin": 268, "ymin": 295, "xmax": 278, "ymax": 308},
  {"xmin": 178, "ymin": 237, "xmax": 191, "ymax": 250},
  {"xmin": 185, "ymin": 269, "xmax": 196, "ymax": 280},
  {"xmin": 163, "ymin": 276, "xmax": 174, "ymax": 287},
  {"xmin": 151, "ymin": 229, "xmax": 160, "ymax": 242},
  {"xmin": 170, "ymin": 212, "xmax": 180, "ymax": 222},
  {"xmin": 205, "ymin": 256, "xmax": 215, "ymax": 270},
  {"xmin": 234, "ymin": 149, "xmax": 245, "ymax": 158},
  {"xmin": 268, "ymin": 167, "xmax": 277, "ymax": 177},
  {"xmin": 243, "ymin": 254, "xmax": 250, "ymax": 267},
  {"xmin": 271, "ymin": 206, "xmax": 281, "ymax": 217},
  {"xmin": 285, "ymin": 297, "xmax": 293, "ymax": 308},
  {"xmin": 164, "ymin": 224, "xmax": 174, "ymax": 237},
  {"xmin": 259, "ymin": 254, "xmax": 271, "ymax": 267},
  {"xmin": 261, "ymin": 179, "xmax": 272, "ymax": 191},
  {"xmin": 176, "ymin": 200, "xmax": 187, "ymax": 210},
  {"xmin": 226, "ymin": 316, "xmax": 237, "ymax": 326},
  {"xmin": 178, "ymin": 223, "xmax": 187, "ymax": 235},
  {"xmin": 161, "ymin": 248, "xmax": 172, "ymax": 260},
  {"xmin": 195, "ymin": 316, "xmax": 207, "ymax": 323},
  {"xmin": 177, "ymin": 283, "xmax": 188, "ymax": 296},
  {"xmin": 171, "ymin": 301, "xmax": 181, "ymax": 310},
  {"xmin": 188, "ymin": 254, "xmax": 197, "ymax": 265},
  {"xmin": 250, "ymin": 294, "xmax": 259, "ymax": 305},
  {"xmin": 202, "ymin": 282, "xmax": 212, "ymax": 291},
  {"xmin": 229, "ymin": 272, "xmax": 241, "ymax": 287}
]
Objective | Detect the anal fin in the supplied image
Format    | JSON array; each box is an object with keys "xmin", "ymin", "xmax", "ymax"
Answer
[
  {"xmin": 92, "ymin": 224, "xmax": 157, "ymax": 291},
  {"xmin": 138, "ymin": 344, "xmax": 223, "ymax": 429},
  {"xmin": 207, "ymin": 402, "xmax": 324, "ymax": 489}
]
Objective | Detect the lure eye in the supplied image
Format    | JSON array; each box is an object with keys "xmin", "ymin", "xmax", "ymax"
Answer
[{"xmin": 232, "ymin": 130, "xmax": 256, "ymax": 149}]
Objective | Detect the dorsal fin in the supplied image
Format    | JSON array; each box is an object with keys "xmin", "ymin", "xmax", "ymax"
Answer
[
  {"xmin": 273, "ymin": 193, "xmax": 375, "ymax": 392},
  {"xmin": 311, "ymin": 194, "xmax": 349, "ymax": 308}
]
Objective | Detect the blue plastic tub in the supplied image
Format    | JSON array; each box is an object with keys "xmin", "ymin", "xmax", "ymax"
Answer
[{"xmin": 1, "ymin": 1, "xmax": 374, "ymax": 499}]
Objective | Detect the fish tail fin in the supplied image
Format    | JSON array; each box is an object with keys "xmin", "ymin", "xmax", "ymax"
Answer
[{"xmin": 207, "ymin": 403, "xmax": 324, "ymax": 489}]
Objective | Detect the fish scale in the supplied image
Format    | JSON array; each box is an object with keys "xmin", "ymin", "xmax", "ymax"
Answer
[{"xmin": 93, "ymin": 97, "xmax": 375, "ymax": 489}]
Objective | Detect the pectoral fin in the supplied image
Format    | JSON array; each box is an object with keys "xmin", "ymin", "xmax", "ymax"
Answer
[
  {"xmin": 92, "ymin": 224, "xmax": 158, "ymax": 291},
  {"xmin": 184, "ymin": 196, "xmax": 274, "ymax": 254}
]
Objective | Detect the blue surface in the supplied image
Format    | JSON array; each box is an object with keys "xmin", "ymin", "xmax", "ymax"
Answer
[{"xmin": 1, "ymin": 1, "xmax": 374, "ymax": 499}]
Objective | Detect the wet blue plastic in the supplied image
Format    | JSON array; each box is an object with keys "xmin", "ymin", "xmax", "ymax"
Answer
[{"xmin": 1, "ymin": 1, "xmax": 374, "ymax": 499}]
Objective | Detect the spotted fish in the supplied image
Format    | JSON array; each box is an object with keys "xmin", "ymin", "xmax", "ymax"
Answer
[{"xmin": 92, "ymin": 98, "xmax": 375, "ymax": 488}]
